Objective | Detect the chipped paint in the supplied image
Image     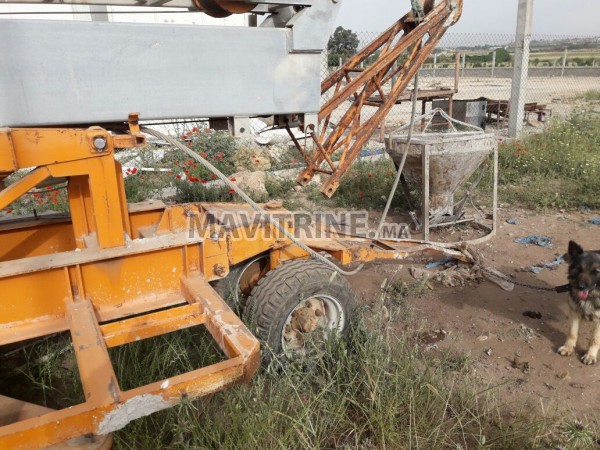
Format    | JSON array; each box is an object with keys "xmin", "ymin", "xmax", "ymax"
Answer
[{"xmin": 97, "ymin": 394, "xmax": 172, "ymax": 435}]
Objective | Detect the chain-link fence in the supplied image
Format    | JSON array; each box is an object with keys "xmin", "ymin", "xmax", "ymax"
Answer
[
  {"xmin": 323, "ymin": 32, "xmax": 600, "ymax": 139},
  {"xmin": 147, "ymin": 32, "xmax": 599, "ymax": 143}
]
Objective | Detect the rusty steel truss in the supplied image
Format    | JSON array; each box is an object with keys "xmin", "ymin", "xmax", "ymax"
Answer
[{"xmin": 294, "ymin": 0, "xmax": 463, "ymax": 197}]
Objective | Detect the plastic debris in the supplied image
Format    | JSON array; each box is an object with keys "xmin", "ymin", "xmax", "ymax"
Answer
[
  {"xmin": 526, "ymin": 254, "xmax": 564, "ymax": 273},
  {"xmin": 514, "ymin": 235, "xmax": 553, "ymax": 248},
  {"xmin": 425, "ymin": 256, "xmax": 455, "ymax": 269},
  {"xmin": 506, "ymin": 218, "xmax": 519, "ymax": 225},
  {"xmin": 589, "ymin": 218, "xmax": 600, "ymax": 225}
]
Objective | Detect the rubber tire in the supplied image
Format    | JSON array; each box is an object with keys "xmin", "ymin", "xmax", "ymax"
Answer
[
  {"xmin": 211, "ymin": 255, "xmax": 269, "ymax": 313},
  {"xmin": 244, "ymin": 259, "xmax": 357, "ymax": 358},
  {"xmin": 211, "ymin": 267, "xmax": 243, "ymax": 311}
]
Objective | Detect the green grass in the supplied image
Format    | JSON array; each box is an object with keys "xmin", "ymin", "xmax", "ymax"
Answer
[
  {"xmin": 308, "ymin": 159, "xmax": 410, "ymax": 210},
  {"xmin": 2, "ymin": 287, "xmax": 594, "ymax": 449},
  {"xmin": 575, "ymin": 90, "xmax": 600, "ymax": 102},
  {"xmin": 496, "ymin": 111, "xmax": 600, "ymax": 210}
]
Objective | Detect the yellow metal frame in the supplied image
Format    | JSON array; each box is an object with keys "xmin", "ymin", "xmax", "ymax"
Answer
[
  {"xmin": 0, "ymin": 119, "xmax": 470, "ymax": 448},
  {"xmin": 0, "ymin": 122, "xmax": 265, "ymax": 448}
]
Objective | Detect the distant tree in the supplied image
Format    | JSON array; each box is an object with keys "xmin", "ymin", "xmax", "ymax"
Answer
[
  {"xmin": 495, "ymin": 48, "xmax": 511, "ymax": 64},
  {"xmin": 327, "ymin": 26, "xmax": 359, "ymax": 67}
]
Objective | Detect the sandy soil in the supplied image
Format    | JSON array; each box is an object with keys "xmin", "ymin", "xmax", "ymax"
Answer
[
  {"xmin": 329, "ymin": 75, "xmax": 599, "ymax": 135},
  {"xmin": 347, "ymin": 206, "xmax": 600, "ymax": 422}
]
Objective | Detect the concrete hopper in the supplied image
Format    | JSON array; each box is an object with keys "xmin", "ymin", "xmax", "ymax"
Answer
[{"xmin": 385, "ymin": 109, "xmax": 498, "ymax": 241}]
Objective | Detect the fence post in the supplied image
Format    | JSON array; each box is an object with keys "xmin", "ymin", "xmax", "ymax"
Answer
[
  {"xmin": 491, "ymin": 50, "xmax": 496, "ymax": 78},
  {"xmin": 561, "ymin": 48, "xmax": 568, "ymax": 77},
  {"xmin": 89, "ymin": 5, "xmax": 109, "ymax": 21},
  {"xmin": 433, "ymin": 54, "xmax": 437, "ymax": 78},
  {"xmin": 454, "ymin": 53, "xmax": 460, "ymax": 92},
  {"xmin": 461, "ymin": 53, "xmax": 466, "ymax": 77},
  {"xmin": 339, "ymin": 56, "xmax": 343, "ymax": 69},
  {"xmin": 508, "ymin": 0, "xmax": 534, "ymax": 138}
]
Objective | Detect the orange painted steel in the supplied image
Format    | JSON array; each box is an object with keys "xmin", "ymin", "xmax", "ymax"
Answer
[
  {"xmin": 0, "ymin": 123, "xmax": 262, "ymax": 448},
  {"xmin": 0, "ymin": 114, "xmax": 473, "ymax": 447},
  {"xmin": 295, "ymin": 0, "xmax": 463, "ymax": 197}
]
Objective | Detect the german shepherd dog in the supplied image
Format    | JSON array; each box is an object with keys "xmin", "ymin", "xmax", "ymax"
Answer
[{"xmin": 558, "ymin": 241, "xmax": 600, "ymax": 365}]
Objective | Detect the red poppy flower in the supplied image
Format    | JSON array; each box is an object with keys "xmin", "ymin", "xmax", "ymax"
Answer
[
  {"xmin": 5, "ymin": 208, "xmax": 12, "ymax": 214},
  {"xmin": 230, "ymin": 177, "xmax": 237, "ymax": 182},
  {"xmin": 176, "ymin": 175, "xmax": 182, "ymax": 179},
  {"xmin": 229, "ymin": 188, "xmax": 235, "ymax": 194},
  {"xmin": 210, "ymin": 174, "xmax": 216, "ymax": 180},
  {"xmin": 201, "ymin": 179, "xmax": 207, "ymax": 184}
]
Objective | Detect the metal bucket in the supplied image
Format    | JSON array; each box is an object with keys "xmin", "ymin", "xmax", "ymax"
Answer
[{"xmin": 385, "ymin": 131, "xmax": 496, "ymax": 217}]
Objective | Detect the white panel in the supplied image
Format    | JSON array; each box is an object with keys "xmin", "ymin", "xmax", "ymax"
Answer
[{"xmin": 0, "ymin": 20, "xmax": 323, "ymax": 126}]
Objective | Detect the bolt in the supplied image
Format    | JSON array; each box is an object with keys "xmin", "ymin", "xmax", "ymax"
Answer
[
  {"xmin": 213, "ymin": 264, "xmax": 227, "ymax": 277},
  {"xmin": 93, "ymin": 136, "xmax": 107, "ymax": 152}
]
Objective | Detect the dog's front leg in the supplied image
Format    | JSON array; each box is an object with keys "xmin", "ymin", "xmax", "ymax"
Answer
[
  {"xmin": 582, "ymin": 320, "xmax": 600, "ymax": 365},
  {"xmin": 558, "ymin": 313, "xmax": 580, "ymax": 356}
]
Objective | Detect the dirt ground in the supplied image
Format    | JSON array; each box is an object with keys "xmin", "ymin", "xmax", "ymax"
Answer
[
  {"xmin": 347, "ymin": 206, "xmax": 600, "ymax": 423},
  {"xmin": 343, "ymin": 75, "xmax": 600, "ymax": 134}
]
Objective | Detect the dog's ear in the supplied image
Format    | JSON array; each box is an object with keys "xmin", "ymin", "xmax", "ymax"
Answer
[{"xmin": 566, "ymin": 241, "xmax": 584, "ymax": 262}]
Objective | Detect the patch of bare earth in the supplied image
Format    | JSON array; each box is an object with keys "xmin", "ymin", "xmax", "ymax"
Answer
[{"xmin": 348, "ymin": 206, "xmax": 600, "ymax": 423}]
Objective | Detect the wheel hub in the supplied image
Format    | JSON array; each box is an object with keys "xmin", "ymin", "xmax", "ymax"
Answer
[{"xmin": 282, "ymin": 295, "xmax": 345, "ymax": 352}]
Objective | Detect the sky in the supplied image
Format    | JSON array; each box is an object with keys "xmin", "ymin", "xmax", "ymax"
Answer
[{"xmin": 334, "ymin": 0, "xmax": 600, "ymax": 36}]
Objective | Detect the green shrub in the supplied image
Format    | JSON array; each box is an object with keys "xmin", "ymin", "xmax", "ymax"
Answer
[
  {"xmin": 496, "ymin": 111, "xmax": 600, "ymax": 209},
  {"xmin": 309, "ymin": 159, "xmax": 410, "ymax": 210}
]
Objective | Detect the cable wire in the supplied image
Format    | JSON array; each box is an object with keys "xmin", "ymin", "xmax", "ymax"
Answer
[
  {"xmin": 142, "ymin": 127, "xmax": 364, "ymax": 276},
  {"xmin": 376, "ymin": 71, "xmax": 420, "ymax": 239}
]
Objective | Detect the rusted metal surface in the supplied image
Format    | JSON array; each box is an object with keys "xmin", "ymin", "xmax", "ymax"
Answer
[
  {"xmin": 191, "ymin": 0, "xmax": 256, "ymax": 17},
  {"xmin": 365, "ymin": 87, "xmax": 457, "ymax": 106},
  {"xmin": 294, "ymin": 0, "xmax": 463, "ymax": 197},
  {"xmin": 483, "ymin": 97, "xmax": 552, "ymax": 128}
]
